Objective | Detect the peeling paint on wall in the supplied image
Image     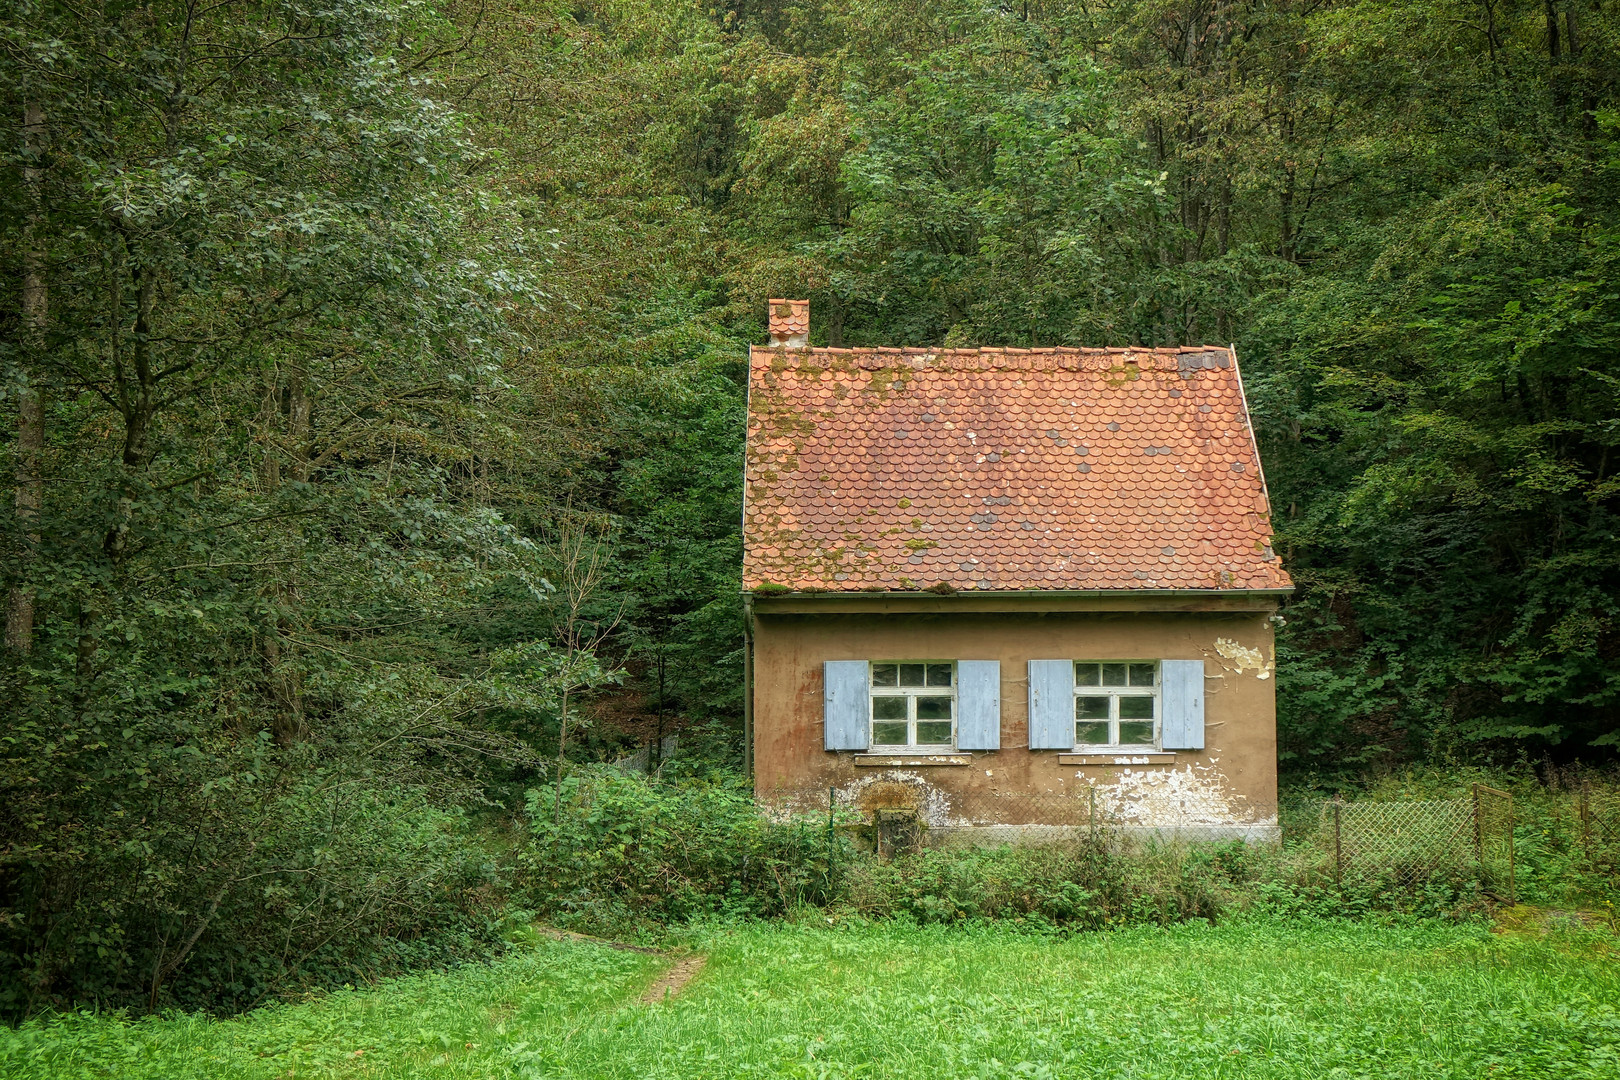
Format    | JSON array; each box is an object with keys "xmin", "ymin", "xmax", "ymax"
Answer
[
  {"xmin": 1083, "ymin": 759, "xmax": 1268, "ymax": 827},
  {"xmin": 833, "ymin": 772, "xmax": 960, "ymax": 826},
  {"xmin": 1213, "ymin": 636, "xmax": 1273, "ymax": 680},
  {"xmin": 809, "ymin": 761, "xmax": 1271, "ymax": 832}
]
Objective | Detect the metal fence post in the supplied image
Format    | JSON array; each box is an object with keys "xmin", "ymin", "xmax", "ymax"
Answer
[
  {"xmin": 1581, "ymin": 786, "xmax": 1591, "ymax": 860},
  {"xmin": 1333, "ymin": 798, "xmax": 1343, "ymax": 885}
]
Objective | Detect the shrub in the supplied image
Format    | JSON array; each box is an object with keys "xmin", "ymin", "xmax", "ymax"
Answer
[
  {"xmin": 0, "ymin": 781, "xmax": 507, "ymax": 1019},
  {"xmin": 519, "ymin": 769, "xmax": 851, "ymax": 935},
  {"xmin": 839, "ymin": 837, "xmax": 1265, "ymax": 929},
  {"xmin": 518, "ymin": 769, "xmax": 1547, "ymax": 938}
]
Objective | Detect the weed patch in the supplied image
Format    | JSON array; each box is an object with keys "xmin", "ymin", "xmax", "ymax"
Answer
[{"xmin": 5, "ymin": 920, "xmax": 1618, "ymax": 1078}]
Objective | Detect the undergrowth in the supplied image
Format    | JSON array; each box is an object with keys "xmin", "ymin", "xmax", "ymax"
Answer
[
  {"xmin": 6, "ymin": 920, "xmax": 1618, "ymax": 1079},
  {"xmin": 513, "ymin": 766, "xmax": 1607, "ymax": 941}
]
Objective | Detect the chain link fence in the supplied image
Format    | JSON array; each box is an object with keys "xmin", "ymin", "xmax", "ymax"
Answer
[
  {"xmin": 1319, "ymin": 784, "xmax": 1515, "ymax": 901},
  {"xmin": 827, "ymin": 782, "xmax": 1516, "ymax": 901},
  {"xmin": 1579, "ymin": 785, "xmax": 1620, "ymax": 882}
]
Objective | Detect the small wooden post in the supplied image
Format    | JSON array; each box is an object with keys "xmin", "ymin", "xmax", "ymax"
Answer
[
  {"xmin": 742, "ymin": 626, "xmax": 754, "ymax": 782},
  {"xmin": 1472, "ymin": 783, "xmax": 1483, "ymax": 863},
  {"xmin": 826, "ymin": 786, "xmax": 837, "ymax": 896},
  {"xmin": 1508, "ymin": 795, "xmax": 1517, "ymax": 905}
]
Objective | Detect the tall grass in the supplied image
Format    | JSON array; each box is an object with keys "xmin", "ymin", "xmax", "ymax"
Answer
[{"xmin": 5, "ymin": 920, "xmax": 1617, "ymax": 1078}]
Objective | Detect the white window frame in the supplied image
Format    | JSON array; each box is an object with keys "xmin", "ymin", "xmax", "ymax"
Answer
[
  {"xmin": 1072, "ymin": 661, "xmax": 1160, "ymax": 750},
  {"xmin": 869, "ymin": 661, "xmax": 957, "ymax": 751}
]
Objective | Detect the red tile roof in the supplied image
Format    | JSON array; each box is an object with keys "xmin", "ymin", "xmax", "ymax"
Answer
[{"xmin": 744, "ymin": 345, "xmax": 1291, "ymax": 593}]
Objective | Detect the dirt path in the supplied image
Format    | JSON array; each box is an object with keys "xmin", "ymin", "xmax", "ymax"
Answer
[
  {"xmin": 534, "ymin": 923, "xmax": 707, "ymax": 1004},
  {"xmin": 640, "ymin": 954, "xmax": 707, "ymax": 1004}
]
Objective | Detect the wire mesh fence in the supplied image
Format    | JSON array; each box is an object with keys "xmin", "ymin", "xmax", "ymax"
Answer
[
  {"xmin": 1320, "ymin": 784, "xmax": 1515, "ymax": 901},
  {"xmin": 824, "ymin": 782, "xmax": 1516, "ymax": 898},
  {"xmin": 1579, "ymin": 785, "xmax": 1620, "ymax": 880}
]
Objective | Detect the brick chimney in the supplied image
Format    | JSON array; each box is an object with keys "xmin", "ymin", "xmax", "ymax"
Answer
[{"xmin": 767, "ymin": 298, "xmax": 809, "ymax": 348}]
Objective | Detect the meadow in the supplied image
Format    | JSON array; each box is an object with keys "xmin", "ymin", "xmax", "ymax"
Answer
[{"xmin": 4, "ymin": 918, "xmax": 1617, "ymax": 1079}]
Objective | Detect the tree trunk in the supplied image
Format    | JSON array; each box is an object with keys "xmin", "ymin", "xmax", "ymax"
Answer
[
  {"xmin": 260, "ymin": 366, "xmax": 308, "ymax": 745},
  {"xmin": 286, "ymin": 367, "xmax": 311, "ymax": 483},
  {"xmin": 826, "ymin": 298, "xmax": 845, "ymax": 348},
  {"xmin": 1545, "ymin": 0, "xmax": 1570, "ymax": 115},
  {"xmin": 7, "ymin": 101, "xmax": 48, "ymax": 655},
  {"xmin": 257, "ymin": 371, "xmax": 282, "ymax": 492},
  {"xmin": 553, "ymin": 684, "xmax": 571, "ymax": 825}
]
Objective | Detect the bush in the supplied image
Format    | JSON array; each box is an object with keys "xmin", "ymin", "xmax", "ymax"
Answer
[
  {"xmin": 519, "ymin": 769, "xmax": 1507, "ymax": 938},
  {"xmin": 519, "ymin": 768, "xmax": 850, "ymax": 935},
  {"xmin": 0, "ymin": 780, "xmax": 508, "ymax": 1019},
  {"xmin": 839, "ymin": 838, "xmax": 1272, "ymax": 929}
]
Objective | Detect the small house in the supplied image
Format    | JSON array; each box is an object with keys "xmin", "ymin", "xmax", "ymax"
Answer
[{"xmin": 743, "ymin": 300, "xmax": 1292, "ymax": 842}]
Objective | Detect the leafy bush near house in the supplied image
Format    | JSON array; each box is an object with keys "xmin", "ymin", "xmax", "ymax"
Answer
[
  {"xmin": 839, "ymin": 839, "xmax": 1241, "ymax": 928},
  {"xmin": 520, "ymin": 769, "xmax": 851, "ymax": 935},
  {"xmin": 517, "ymin": 768, "xmax": 1563, "ymax": 940},
  {"xmin": 843, "ymin": 837, "xmax": 1498, "ymax": 929}
]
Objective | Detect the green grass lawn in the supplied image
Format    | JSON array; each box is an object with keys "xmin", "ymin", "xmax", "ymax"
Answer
[{"xmin": 5, "ymin": 919, "xmax": 1619, "ymax": 1079}]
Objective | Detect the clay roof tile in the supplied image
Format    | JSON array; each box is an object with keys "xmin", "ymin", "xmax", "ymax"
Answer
[{"xmin": 744, "ymin": 343, "xmax": 1289, "ymax": 593}]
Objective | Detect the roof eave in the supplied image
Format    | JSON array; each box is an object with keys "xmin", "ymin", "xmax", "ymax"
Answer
[
  {"xmin": 744, "ymin": 585, "xmax": 1292, "ymax": 615},
  {"xmin": 744, "ymin": 587, "xmax": 1293, "ymax": 598}
]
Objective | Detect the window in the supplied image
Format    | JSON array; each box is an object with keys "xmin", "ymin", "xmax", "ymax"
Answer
[
  {"xmin": 870, "ymin": 662, "xmax": 955, "ymax": 749},
  {"xmin": 1073, "ymin": 662, "xmax": 1159, "ymax": 749}
]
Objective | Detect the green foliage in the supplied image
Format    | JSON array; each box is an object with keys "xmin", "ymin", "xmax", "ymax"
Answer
[
  {"xmin": 828, "ymin": 9, "xmax": 1165, "ymax": 346},
  {"xmin": 514, "ymin": 767, "xmax": 1579, "ymax": 941},
  {"xmin": 442, "ymin": 0, "xmax": 1620, "ymax": 763},
  {"xmin": 6, "ymin": 921, "xmax": 1620, "ymax": 1078},
  {"xmin": 1243, "ymin": 12, "xmax": 1620, "ymax": 765},
  {"xmin": 520, "ymin": 768, "xmax": 845, "ymax": 934},
  {"xmin": 607, "ymin": 357, "xmax": 748, "ymax": 725},
  {"xmin": 0, "ymin": 767, "xmax": 510, "ymax": 1017},
  {"xmin": 0, "ymin": 0, "xmax": 556, "ymax": 1017},
  {"xmin": 6, "ymin": 0, "xmax": 1620, "ymax": 1022}
]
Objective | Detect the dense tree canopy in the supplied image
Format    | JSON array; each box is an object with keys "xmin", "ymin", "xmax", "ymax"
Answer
[{"xmin": 2, "ymin": 0, "xmax": 1617, "ymax": 1014}]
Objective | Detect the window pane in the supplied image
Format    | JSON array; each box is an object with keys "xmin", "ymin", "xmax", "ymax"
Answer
[
  {"xmin": 1129, "ymin": 663, "xmax": 1157, "ymax": 687},
  {"xmin": 1118, "ymin": 696, "xmax": 1155, "ymax": 720},
  {"xmin": 1075, "ymin": 663, "xmax": 1101, "ymax": 687},
  {"xmin": 872, "ymin": 721, "xmax": 908, "ymax": 745},
  {"xmin": 916, "ymin": 696, "xmax": 953, "ymax": 720},
  {"xmin": 1075, "ymin": 721, "xmax": 1110, "ymax": 745},
  {"xmin": 1118, "ymin": 721, "xmax": 1154, "ymax": 746},
  {"xmin": 872, "ymin": 696, "xmax": 907, "ymax": 720},
  {"xmin": 915, "ymin": 721, "xmax": 952, "ymax": 745},
  {"xmin": 925, "ymin": 663, "xmax": 953, "ymax": 687},
  {"xmin": 1075, "ymin": 696, "xmax": 1110, "ymax": 720},
  {"xmin": 871, "ymin": 663, "xmax": 899, "ymax": 687},
  {"xmin": 899, "ymin": 663, "xmax": 926, "ymax": 687},
  {"xmin": 1102, "ymin": 663, "xmax": 1129, "ymax": 686}
]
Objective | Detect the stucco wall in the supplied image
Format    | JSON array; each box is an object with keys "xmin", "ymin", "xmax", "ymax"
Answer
[{"xmin": 750, "ymin": 607, "xmax": 1278, "ymax": 833}]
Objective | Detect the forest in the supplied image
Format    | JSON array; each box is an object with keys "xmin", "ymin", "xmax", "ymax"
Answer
[{"xmin": 1, "ymin": 0, "xmax": 1617, "ymax": 1018}]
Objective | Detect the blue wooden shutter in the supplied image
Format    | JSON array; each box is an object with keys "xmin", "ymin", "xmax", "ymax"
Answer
[
  {"xmin": 823, "ymin": 660, "xmax": 870, "ymax": 751},
  {"xmin": 955, "ymin": 661, "xmax": 1001, "ymax": 750},
  {"xmin": 1160, "ymin": 659, "xmax": 1205, "ymax": 750},
  {"xmin": 1027, "ymin": 660, "xmax": 1075, "ymax": 749}
]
